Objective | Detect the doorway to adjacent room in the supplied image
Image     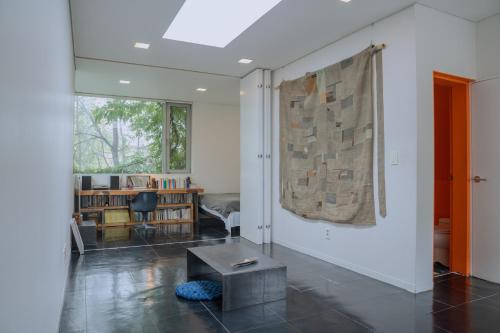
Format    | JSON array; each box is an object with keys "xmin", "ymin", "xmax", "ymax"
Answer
[{"xmin": 433, "ymin": 71, "xmax": 472, "ymax": 277}]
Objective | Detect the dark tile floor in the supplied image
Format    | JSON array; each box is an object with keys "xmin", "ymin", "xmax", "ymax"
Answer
[
  {"xmin": 60, "ymin": 235, "xmax": 500, "ymax": 333},
  {"xmin": 91, "ymin": 216, "xmax": 234, "ymax": 249}
]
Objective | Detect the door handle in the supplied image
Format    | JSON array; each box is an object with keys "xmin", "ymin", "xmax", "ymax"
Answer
[{"xmin": 472, "ymin": 176, "xmax": 487, "ymax": 183}]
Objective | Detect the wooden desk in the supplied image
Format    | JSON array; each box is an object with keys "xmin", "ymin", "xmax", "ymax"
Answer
[{"xmin": 75, "ymin": 188, "xmax": 204, "ymax": 231}]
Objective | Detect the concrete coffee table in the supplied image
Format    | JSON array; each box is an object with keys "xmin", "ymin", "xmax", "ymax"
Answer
[{"xmin": 186, "ymin": 243, "xmax": 287, "ymax": 311}]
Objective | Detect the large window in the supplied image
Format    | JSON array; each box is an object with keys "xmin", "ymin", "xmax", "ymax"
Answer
[{"xmin": 73, "ymin": 95, "xmax": 191, "ymax": 174}]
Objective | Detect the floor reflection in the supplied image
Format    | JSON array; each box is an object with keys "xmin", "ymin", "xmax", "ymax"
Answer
[{"xmin": 90, "ymin": 215, "xmax": 234, "ymax": 249}]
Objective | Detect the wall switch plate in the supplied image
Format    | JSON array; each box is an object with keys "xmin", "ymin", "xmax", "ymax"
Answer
[
  {"xmin": 325, "ymin": 228, "xmax": 331, "ymax": 240},
  {"xmin": 390, "ymin": 150, "xmax": 399, "ymax": 165}
]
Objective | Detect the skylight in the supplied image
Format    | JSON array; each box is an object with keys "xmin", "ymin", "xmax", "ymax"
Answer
[{"xmin": 163, "ymin": 0, "xmax": 283, "ymax": 48}]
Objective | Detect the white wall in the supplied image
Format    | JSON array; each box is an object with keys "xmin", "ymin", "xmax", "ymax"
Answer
[
  {"xmin": 271, "ymin": 5, "xmax": 478, "ymax": 293},
  {"xmin": 476, "ymin": 14, "xmax": 500, "ymax": 79},
  {"xmin": 191, "ymin": 102, "xmax": 240, "ymax": 193},
  {"xmin": 0, "ymin": 0, "xmax": 74, "ymax": 332},
  {"xmin": 414, "ymin": 4, "xmax": 476, "ymax": 292},
  {"xmin": 272, "ymin": 7, "xmax": 419, "ymax": 292}
]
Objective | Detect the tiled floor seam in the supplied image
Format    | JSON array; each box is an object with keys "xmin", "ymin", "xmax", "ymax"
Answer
[
  {"xmin": 451, "ymin": 293, "xmax": 500, "ymax": 308},
  {"xmin": 200, "ymin": 301, "xmax": 231, "ymax": 333},
  {"xmin": 330, "ymin": 307, "xmax": 374, "ymax": 331},
  {"xmin": 84, "ymin": 237, "xmax": 238, "ymax": 252},
  {"xmin": 83, "ymin": 278, "xmax": 88, "ymax": 333},
  {"xmin": 433, "ymin": 323, "xmax": 453, "ymax": 333},
  {"xmin": 234, "ymin": 319, "xmax": 288, "ymax": 333}
]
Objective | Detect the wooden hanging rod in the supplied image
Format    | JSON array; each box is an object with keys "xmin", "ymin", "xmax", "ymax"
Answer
[
  {"xmin": 372, "ymin": 43, "xmax": 386, "ymax": 52},
  {"xmin": 274, "ymin": 44, "xmax": 386, "ymax": 90}
]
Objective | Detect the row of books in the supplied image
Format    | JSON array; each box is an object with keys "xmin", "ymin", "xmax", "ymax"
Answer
[
  {"xmin": 80, "ymin": 195, "xmax": 128, "ymax": 208},
  {"xmin": 156, "ymin": 177, "xmax": 191, "ymax": 189},
  {"xmin": 156, "ymin": 208, "xmax": 191, "ymax": 221},
  {"xmin": 109, "ymin": 195, "xmax": 128, "ymax": 207},
  {"xmin": 131, "ymin": 209, "xmax": 191, "ymax": 222},
  {"xmin": 158, "ymin": 193, "xmax": 192, "ymax": 204}
]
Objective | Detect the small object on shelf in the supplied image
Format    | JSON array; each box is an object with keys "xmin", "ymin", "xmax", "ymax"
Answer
[
  {"xmin": 126, "ymin": 175, "xmax": 150, "ymax": 189},
  {"xmin": 231, "ymin": 257, "xmax": 259, "ymax": 268},
  {"xmin": 110, "ymin": 176, "xmax": 120, "ymax": 190},
  {"xmin": 72, "ymin": 213, "xmax": 82, "ymax": 224},
  {"xmin": 82, "ymin": 176, "xmax": 92, "ymax": 190}
]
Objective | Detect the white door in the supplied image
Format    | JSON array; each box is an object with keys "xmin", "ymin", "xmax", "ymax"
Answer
[
  {"xmin": 471, "ymin": 77, "xmax": 500, "ymax": 283},
  {"xmin": 240, "ymin": 70, "xmax": 264, "ymax": 244}
]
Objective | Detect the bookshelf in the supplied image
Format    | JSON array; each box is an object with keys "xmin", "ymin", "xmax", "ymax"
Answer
[{"xmin": 75, "ymin": 188, "xmax": 204, "ymax": 233}]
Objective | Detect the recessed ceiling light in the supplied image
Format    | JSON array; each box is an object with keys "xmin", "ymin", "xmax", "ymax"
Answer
[
  {"xmin": 134, "ymin": 42, "xmax": 150, "ymax": 49},
  {"xmin": 163, "ymin": 0, "xmax": 283, "ymax": 48},
  {"xmin": 196, "ymin": 88, "xmax": 207, "ymax": 92},
  {"xmin": 339, "ymin": 0, "xmax": 352, "ymax": 3},
  {"xmin": 238, "ymin": 58, "xmax": 253, "ymax": 64},
  {"xmin": 119, "ymin": 80, "xmax": 130, "ymax": 84}
]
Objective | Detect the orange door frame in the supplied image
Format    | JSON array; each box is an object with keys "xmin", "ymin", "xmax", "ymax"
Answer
[{"xmin": 433, "ymin": 71, "xmax": 472, "ymax": 276}]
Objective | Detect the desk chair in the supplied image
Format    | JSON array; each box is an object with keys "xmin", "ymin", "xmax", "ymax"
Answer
[{"xmin": 131, "ymin": 192, "xmax": 157, "ymax": 230}]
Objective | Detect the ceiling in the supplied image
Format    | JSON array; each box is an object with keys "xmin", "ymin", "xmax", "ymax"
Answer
[
  {"xmin": 75, "ymin": 58, "xmax": 240, "ymax": 105},
  {"xmin": 71, "ymin": 0, "xmax": 500, "ymax": 104}
]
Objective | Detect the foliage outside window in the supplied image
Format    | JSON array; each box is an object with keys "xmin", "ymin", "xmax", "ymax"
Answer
[
  {"xmin": 166, "ymin": 104, "xmax": 191, "ymax": 173},
  {"xmin": 73, "ymin": 96, "xmax": 191, "ymax": 174}
]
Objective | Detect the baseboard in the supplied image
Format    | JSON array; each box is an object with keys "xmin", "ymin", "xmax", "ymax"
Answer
[
  {"xmin": 57, "ymin": 220, "xmax": 73, "ymax": 333},
  {"xmin": 273, "ymin": 238, "xmax": 417, "ymax": 292}
]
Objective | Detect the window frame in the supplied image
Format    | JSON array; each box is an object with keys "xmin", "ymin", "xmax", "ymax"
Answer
[
  {"xmin": 163, "ymin": 102, "xmax": 192, "ymax": 174},
  {"xmin": 73, "ymin": 93, "xmax": 192, "ymax": 175}
]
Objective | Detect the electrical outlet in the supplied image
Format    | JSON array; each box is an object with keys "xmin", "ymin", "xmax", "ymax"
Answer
[
  {"xmin": 390, "ymin": 150, "xmax": 400, "ymax": 165},
  {"xmin": 325, "ymin": 228, "xmax": 331, "ymax": 240}
]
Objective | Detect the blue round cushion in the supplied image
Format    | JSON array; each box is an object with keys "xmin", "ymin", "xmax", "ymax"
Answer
[{"xmin": 175, "ymin": 280, "xmax": 222, "ymax": 301}]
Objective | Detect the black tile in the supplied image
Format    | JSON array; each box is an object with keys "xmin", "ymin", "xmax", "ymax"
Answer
[
  {"xmin": 128, "ymin": 261, "xmax": 187, "ymax": 287},
  {"xmin": 433, "ymin": 272, "xmax": 460, "ymax": 283},
  {"xmin": 304, "ymin": 276, "xmax": 404, "ymax": 308},
  {"xmin": 485, "ymin": 293, "xmax": 500, "ymax": 304},
  {"xmin": 287, "ymin": 270, "xmax": 335, "ymax": 292},
  {"xmin": 203, "ymin": 300, "xmax": 285, "ymax": 332},
  {"xmin": 65, "ymin": 274, "xmax": 86, "ymax": 292},
  {"xmin": 240, "ymin": 322, "xmax": 301, "ymax": 333},
  {"xmin": 85, "ymin": 299, "xmax": 158, "ymax": 333},
  {"xmin": 318, "ymin": 265, "xmax": 367, "ymax": 285},
  {"xmin": 433, "ymin": 298, "xmax": 500, "ymax": 333},
  {"xmin": 62, "ymin": 290, "xmax": 86, "ymax": 310},
  {"xmin": 119, "ymin": 247, "xmax": 159, "ymax": 263},
  {"xmin": 59, "ymin": 307, "xmax": 86, "ymax": 333},
  {"xmin": 153, "ymin": 310, "xmax": 227, "ymax": 333},
  {"xmin": 333, "ymin": 291, "xmax": 452, "ymax": 333},
  {"xmin": 435, "ymin": 275, "xmax": 500, "ymax": 297},
  {"xmin": 432, "ymin": 282, "xmax": 483, "ymax": 306},
  {"xmin": 143, "ymin": 294, "xmax": 206, "ymax": 320},
  {"xmin": 264, "ymin": 287, "xmax": 334, "ymax": 321},
  {"xmin": 289, "ymin": 309, "xmax": 370, "ymax": 333},
  {"xmin": 152, "ymin": 244, "xmax": 188, "ymax": 259},
  {"xmin": 60, "ymin": 236, "xmax": 500, "ymax": 333}
]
